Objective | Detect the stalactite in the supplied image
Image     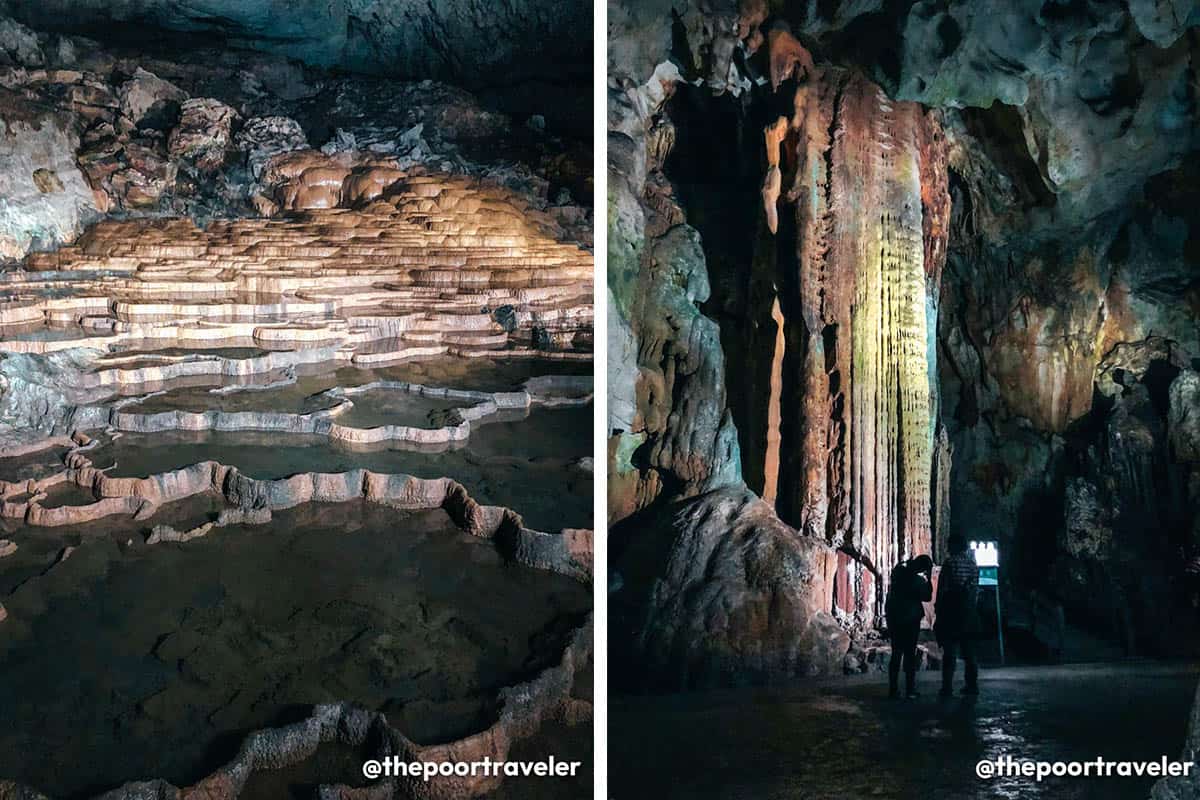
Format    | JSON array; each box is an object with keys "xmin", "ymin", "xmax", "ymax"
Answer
[
  {"xmin": 765, "ymin": 22, "xmax": 815, "ymax": 91},
  {"xmin": 761, "ymin": 116, "xmax": 788, "ymax": 234},
  {"xmin": 763, "ymin": 36, "xmax": 949, "ymax": 624},
  {"xmin": 763, "ymin": 295, "xmax": 786, "ymax": 504}
]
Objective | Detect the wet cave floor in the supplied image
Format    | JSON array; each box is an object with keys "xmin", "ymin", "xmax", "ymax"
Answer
[{"xmin": 610, "ymin": 662, "xmax": 1198, "ymax": 800}]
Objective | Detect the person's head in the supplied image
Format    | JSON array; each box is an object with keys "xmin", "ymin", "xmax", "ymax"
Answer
[
  {"xmin": 948, "ymin": 535, "xmax": 968, "ymax": 555},
  {"xmin": 910, "ymin": 554, "xmax": 933, "ymax": 573}
]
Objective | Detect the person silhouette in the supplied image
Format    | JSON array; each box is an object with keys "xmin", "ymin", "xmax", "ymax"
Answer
[
  {"xmin": 885, "ymin": 554, "xmax": 933, "ymax": 698},
  {"xmin": 936, "ymin": 535, "xmax": 980, "ymax": 697}
]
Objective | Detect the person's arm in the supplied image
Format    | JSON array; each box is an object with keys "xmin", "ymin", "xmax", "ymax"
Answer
[{"xmin": 918, "ymin": 575, "xmax": 933, "ymax": 602}]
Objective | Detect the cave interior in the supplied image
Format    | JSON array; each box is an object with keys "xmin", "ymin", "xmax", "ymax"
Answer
[
  {"xmin": 608, "ymin": 0, "xmax": 1200, "ymax": 687},
  {"xmin": 0, "ymin": 2, "xmax": 593, "ymax": 798}
]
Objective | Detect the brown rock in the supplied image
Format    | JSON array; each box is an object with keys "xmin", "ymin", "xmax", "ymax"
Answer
[
  {"xmin": 31, "ymin": 167, "xmax": 62, "ymax": 193},
  {"xmin": 168, "ymin": 97, "xmax": 239, "ymax": 171},
  {"xmin": 766, "ymin": 22, "xmax": 815, "ymax": 90}
]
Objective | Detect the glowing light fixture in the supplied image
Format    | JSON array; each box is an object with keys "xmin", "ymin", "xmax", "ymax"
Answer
[{"xmin": 970, "ymin": 540, "xmax": 999, "ymax": 568}]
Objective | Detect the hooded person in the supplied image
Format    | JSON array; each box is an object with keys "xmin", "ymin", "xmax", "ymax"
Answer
[{"xmin": 885, "ymin": 554, "xmax": 933, "ymax": 698}]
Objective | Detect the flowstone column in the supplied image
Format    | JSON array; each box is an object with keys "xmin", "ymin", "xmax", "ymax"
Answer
[{"xmin": 763, "ymin": 27, "xmax": 949, "ymax": 623}]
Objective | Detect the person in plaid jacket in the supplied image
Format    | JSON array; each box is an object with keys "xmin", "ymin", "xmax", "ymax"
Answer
[{"xmin": 935, "ymin": 534, "xmax": 980, "ymax": 697}]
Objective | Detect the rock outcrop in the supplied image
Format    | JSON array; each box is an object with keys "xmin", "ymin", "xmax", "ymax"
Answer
[
  {"xmin": 615, "ymin": 485, "xmax": 846, "ymax": 689},
  {"xmin": 0, "ymin": 91, "xmax": 98, "ymax": 259},
  {"xmin": 0, "ymin": 15, "xmax": 593, "ymax": 261}
]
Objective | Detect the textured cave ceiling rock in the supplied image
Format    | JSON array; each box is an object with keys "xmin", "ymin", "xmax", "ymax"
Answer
[
  {"xmin": 608, "ymin": 0, "xmax": 758, "ymax": 97},
  {"xmin": 0, "ymin": 14, "xmax": 592, "ymax": 258},
  {"xmin": 852, "ymin": 0, "xmax": 1198, "ymax": 230},
  {"xmin": 1015, "ymin": 35, "xmax": 1196, "ymax": 223},
  {"xmin": 616, "ymin": 0, "xmax": 1199, "ymax": 233},
  {"xmin": 1129, "ymin": 0, "xmax": 1200, "ymax": 47},
  {"xmin": 892, "ymin": 0, "xmax": 1124, "ymax": 108},
  {"xmin": 0, "ymin": 0, "xmax": 592, "ymax": 90}
]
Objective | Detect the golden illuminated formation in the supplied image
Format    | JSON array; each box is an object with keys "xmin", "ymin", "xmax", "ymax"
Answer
[{"xmin": 763, "ymin": 31, "xmax": 949, "ymax": 623}]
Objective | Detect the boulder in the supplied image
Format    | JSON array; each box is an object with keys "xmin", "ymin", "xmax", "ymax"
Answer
[
  {"xmin": 235, "ymin": 115, "xmax": 308, "ymax": 180},
  {"xmin": 614, "ymin": 484, "xmax": 846, "ymax": 690},
  {"xmin": 168, "ymin": 97, "xmax": 239, "ymax": 171},
  {"xmin": 117, "ymin": 67, "xmax": 186, "ymax": 130}
]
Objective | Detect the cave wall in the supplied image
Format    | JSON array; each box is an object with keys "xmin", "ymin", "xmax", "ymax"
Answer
[
  {"xmin": 0, "ymin": 0, "xmax": 592, "ymax": 90},
  {"xmin": 610, "ymin": 0, "xmax": 1200, "ymax": 690},
  {"xmin": 0, "ymin": 10, "xmax": 594, "ymax": 265},
  {"xmin": 608, "ymin": 26, "xmax": 850, "ymax": 687},
  {"xmin": 607, "ymin": 3, "xmax": 950, "ymax": 686}
]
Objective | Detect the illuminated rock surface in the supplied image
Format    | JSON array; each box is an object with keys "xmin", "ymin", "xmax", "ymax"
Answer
[
  {"xmin": 608, "ymin": 0, "xmax": 1199, "ymax": 694},
  {"xmin": 0, "ymin": 13, "xmax": 593, "ymax": 798}
]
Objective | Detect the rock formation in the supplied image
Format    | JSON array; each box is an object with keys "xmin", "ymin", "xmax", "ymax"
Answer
[
  {"xmin": 0, "ymin": 13, "xmax": 593, "ymax": 262},
  {"xmin": 609, "ymin": 0, "xmax": 1199, "ymax": 691},
  {"xmin": 761, "ymin": 50, "xmax": 949, "ymax": 623},
  {"xmin": 0, "ymin": 12, "xmax": 593, "ymax": 797}
]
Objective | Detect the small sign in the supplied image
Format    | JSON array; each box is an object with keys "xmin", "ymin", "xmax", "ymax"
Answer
[{"xmin": 978, "ymin": 565, "xmax": 999, "ymax": 587}]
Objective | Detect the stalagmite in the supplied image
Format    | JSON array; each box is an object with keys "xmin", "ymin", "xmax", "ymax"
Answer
[{"xmin": 762, "ymin": 296, "xmax": 786, "ymax": 504}]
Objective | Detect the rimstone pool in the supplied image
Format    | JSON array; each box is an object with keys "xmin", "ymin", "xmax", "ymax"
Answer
[
  {"xmin": 0, "ymin": 500, "xmax": 589, "ymax": 797},
  {"xmin": 0, "ymin": 350, "xmax": 594, "ymax": 797},
  {"xmin": 0, "ymin": 157, "xmax": 594, "ymax": 800}
]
